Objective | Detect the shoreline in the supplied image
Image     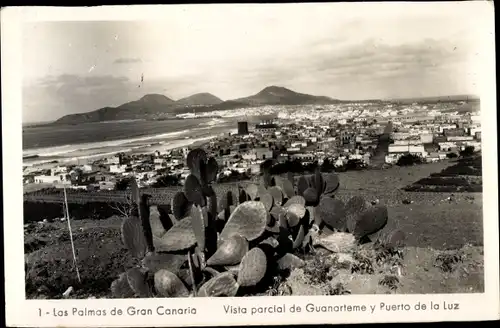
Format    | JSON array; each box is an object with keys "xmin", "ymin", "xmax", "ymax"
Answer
[{"xmin": 23, "ymin": 126, "xmax": 237, "ymax": 167}]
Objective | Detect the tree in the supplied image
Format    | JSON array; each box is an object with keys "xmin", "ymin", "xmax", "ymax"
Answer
[
  {"xmin": 152, "ymin": 174, "xmax": 181, "ymax": 188},
  {"xmin": 446, "ymin": 152, "xmax": 458, "ymax": 159},
  {"xmin": 115, "ymin": 177, "xmax": 131, "ymax": 191},
  {"xmin": 460, "ymin": 146, "xmax": 475, "ymax": 157},
  {"xmin": 396, "ymin": 154, "xmax": 422, "ymax": 166}
]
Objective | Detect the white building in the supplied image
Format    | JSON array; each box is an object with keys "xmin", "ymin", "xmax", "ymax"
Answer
[
  {"xmin": 109, "ymin": 164, "xmax": 127, "ymax": 173},
  {"xmin": 388, "ymin": 144, "xmax": 427, "ymax": 157}
]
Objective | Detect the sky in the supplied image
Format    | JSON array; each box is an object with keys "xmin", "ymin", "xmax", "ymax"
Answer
[{"xmin": 21, "ymin": 3, "xmax": 489, "ymax": 123}]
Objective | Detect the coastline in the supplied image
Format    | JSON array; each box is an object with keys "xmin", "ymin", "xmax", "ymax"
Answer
[{"xmin": 23, "ymin": 125, "xmax": 237, "ymax": 167}]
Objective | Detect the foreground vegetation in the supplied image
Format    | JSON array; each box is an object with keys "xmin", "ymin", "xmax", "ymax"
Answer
[{"xmin": 24, "ymin": 150, "xmax": 484, "ymax": 299}]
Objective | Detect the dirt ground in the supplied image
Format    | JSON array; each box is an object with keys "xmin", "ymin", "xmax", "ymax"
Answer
[{"xmin": 24, "ymin": 160, "xmax": 484, "ymax": 299}]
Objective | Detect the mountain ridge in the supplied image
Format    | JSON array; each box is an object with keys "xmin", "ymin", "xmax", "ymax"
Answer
[{"xmin": 54, "ymin": 86, "xmax": 349, "ymax": 124}]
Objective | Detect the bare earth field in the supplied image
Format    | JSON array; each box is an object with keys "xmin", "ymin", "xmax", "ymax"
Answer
[{"xmin": 24, "ymin": 160, "xmax": 484, "ymax": 299}]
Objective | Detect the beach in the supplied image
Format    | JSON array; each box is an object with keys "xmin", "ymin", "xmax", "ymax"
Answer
[{"xmin": 22, "ymin": 118, "xmax": 238, "ymax": 166}]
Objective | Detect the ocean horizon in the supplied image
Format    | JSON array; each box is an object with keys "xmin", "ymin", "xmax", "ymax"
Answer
[{"xmin": 22, "ymin": 117, "xmax": 241, "ymax": 166}]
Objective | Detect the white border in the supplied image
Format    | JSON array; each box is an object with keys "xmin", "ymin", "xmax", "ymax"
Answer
[{"xmin": 2, "ymin": 3, "xmax": 499, "ymax": 326}]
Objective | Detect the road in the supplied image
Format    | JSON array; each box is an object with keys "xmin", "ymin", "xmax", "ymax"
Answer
[{"xmin": 370, "ymin": 121, "xmax": 393, "ymax": 168}]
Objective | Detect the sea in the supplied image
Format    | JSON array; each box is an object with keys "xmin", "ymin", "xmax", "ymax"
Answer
[{"xmin": 22, "ymin": 117, "xmax": 243, "ymax": 167}]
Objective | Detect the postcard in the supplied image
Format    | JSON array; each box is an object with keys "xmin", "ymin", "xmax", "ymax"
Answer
[{"xmin": 2, "ymin": 2, "xmax": 498, "ymax": 326}]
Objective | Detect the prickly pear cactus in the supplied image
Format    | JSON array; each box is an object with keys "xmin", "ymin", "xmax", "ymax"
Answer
[
  {"xmin": 172, "ymin": 191, "xmax": 191, "ymax": 221},
  {"xmin": 154, "ymin": 217, "xmax": 197, "ymax": 252},
  {"xmin": 237, "ymin": 247, "xmax": 267, "ymax": 287},
  {"xmin": 206, "ymin": 234, "xmax": 249, "ymax": 266},
  {"xmin": 316, "ymin": 197, "xmax": 347, "ymax": 231},
  {"xmin": 121, "ymin": 216, "xmax": 148, "ymax": 259},
  {"xmin": 219, "ymin": 201, "xmax": 267, "ymax": 242},
  {"xmin": 354, "ymin": 205, "xmax": 389, "ymax": 240},
  {"xmin": 198, "ymin": 272, "xmax": 239, "ymax": 297},
  {"xmin": 184, "ymin": 175, "xmax": 206, "ymax": 206},
  {"xmin": 154, "ymin": 269, "xmax": 190, "ymax": 297},
  {"xmin": 126, "ymin": 268, "xmax": 152, "ymax": 298}
]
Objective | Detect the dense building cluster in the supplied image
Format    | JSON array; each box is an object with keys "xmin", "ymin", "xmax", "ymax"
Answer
[{"xmin": 22, "ymin": 100, "xmax": 481, "ymax": 191}]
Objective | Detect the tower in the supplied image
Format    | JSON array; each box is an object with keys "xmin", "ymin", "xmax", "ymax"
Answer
[{"xmin": 238, "ymin": 121, "xmax": 249, "ymax": 135}]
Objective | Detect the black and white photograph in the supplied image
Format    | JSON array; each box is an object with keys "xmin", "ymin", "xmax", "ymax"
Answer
[{"xmin": 3, "ymin": 2, "xmax": 499, "ymax": 326}]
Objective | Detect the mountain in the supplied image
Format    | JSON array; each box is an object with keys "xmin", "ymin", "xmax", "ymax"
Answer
[
  {"xmin": 176, "ymin": 93, "xmax": 223, "ymax": 106},
  {"xmin": 53, "ymin": 86, "xmax": 343, "ymax": 124},
  {"xmin": 233, "ymin": 86, "xmax": 341, "ymax": 105},
  {"xmin": 55, "ymin": 94, "xmax": 176, "ymax": 124}
]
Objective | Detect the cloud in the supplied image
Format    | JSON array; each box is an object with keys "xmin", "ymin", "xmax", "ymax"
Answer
[
  {"xmin": 23, "ymin": 74, "xmax": 155, "ymax": 122},
  {"xmin": 113, "ymin": 57, "xmax": 142, "ymax": 64}
]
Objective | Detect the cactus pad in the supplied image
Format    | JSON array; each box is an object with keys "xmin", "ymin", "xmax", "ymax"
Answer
[
  {"xmin": 277, "ymin": 253, "xmax": 305, "ymax": 271},
  {"xmin": 154, "ymin": 269, "xmax": 189, "ymax": 297},
  {"xmin": 198, "ymin": 272, "xmax": 239, "ymax": 297},
  {"xmin": 292, "ymin": 224, "xmax": 305, "ymax": 249},
  {"xmin": 149, "ymin": 205, "xmax": 166, "ymax": 239},
  {"xmin": 257, "ymin": 184, "xmax": 268, "ymax": 199},
  {"xmin": 286, "ymin": 211, "xmax": 300, "ymax": 228},
  {"xmin": 186, "ymin": 148, "xmax": 207, "ymax": 181},
  {"xmin": 260, "ymin": 236, "xmax": 279, "ymax": 248},
  {"xmin": 129, "ymin": 177, "xmax": 141, "ymax": 205},
  {"xmin": 245, "ymin": 184, "xmax": 259, "ymax": 200},
  {"xmin": 297, "ymin": 175, "xmax": 309, "ymax": 196},
  {"xmin": 184, "ymin": 174, "xmax": 206, "ymax": 206},
  {"xmin": 121, "ymin": 216, "xmax": 147, "ymax": 259},
  {"xmin": 154, "ymin": 217, "xmax": 197, "ymax": 252},
  {"xmin": 219, "ymin": 201, "xmax": 267, "ymax": 242},
  {"xmin": 206, "ymin": 234, "xmax": 249, "ymax": 266},
  {"xmin": 171, "ymin": 191, "xmax": 190, "ymax": 221},
  {"xmin": 278, "ymin": 212, "xmax": 289, "ymax": 229},
  {"xmin": 110, "ymin": 272, "xmax": 135, "ymax": 298},
  {"xmin": 354, "ymin": 205, "xmax": 389, "ymax": 239},
  {"xmin": 260, "ymin": 192, "xmax": 274, "ymax": 212},
  {"xmin": 345, "ymin": 195, "xmax": 368, "ymax": 233},
  {"xmin": 317, "ymin": 197, "xmax": 347, "ymax": 231},
  {"xmin": 270, "ymin": 205, "xmax": 286, "ymax": 220},
  {"xmin": 142, "ymin": 253, "xmax": 186, "ymax": 274},
  {"xmin": 322, "ymin": 172, "xmax": 340, "ymax": 195},
  {"xmin": 345, "ymin": 195, "xmax": 368, "ymax": 216},
  {"xmin": 286, "ymin": 203, "xmax": 306, "ymax": 220},
  {"xmin": 268, "ymin": 186, "xmax": 283, "ymax": 206},
  {"xmin": 205, "ymin": 157, "xmax": 219, "ymax": 183},
  {"xmin": 281, "ymin": 179, "xmax": 295, "ymax": 199},
  {"xmin": 237, "ymin": 247, "xmax": 267, "ymax": 287},
  {"xmin": 283, "ymin": 195, "xmax": 306, "ymax": 208},
  {"xmin": 313, "ymin": 168, "xmax": 324, "ymax": 194},
  {"xmin": 303, "ymin": 187, "xmax": 319, "ymax": 205},
  {"xmin": 190, "ymin": 205, "xmax": 206, "ymax": 251},
  {"xmin": 126, "ymin": 268, "xmax": 151, "ymax": 297}
]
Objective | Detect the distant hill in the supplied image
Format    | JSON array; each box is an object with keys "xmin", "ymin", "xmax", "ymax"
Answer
[
  {"xmin": 54, "ymin": 86, "xmax": 471, "ymax": 125},
  {"xmin": 232, "ymin": 86, "xmax": 342, "ymax": 105},
  {"xmin": 388, "ymin": 94, "xmax": 480, "ymax": 104},
  {"xmin": 55, "ymin": 94, "xmax": 177, "ymax": 124},
  {"xmin": 176, "ymin": 93, "xmax": 223, "ymax": 106},
  {"xmin": 53, "ymin": 86, "xmax": 348, "ymax": 124}
]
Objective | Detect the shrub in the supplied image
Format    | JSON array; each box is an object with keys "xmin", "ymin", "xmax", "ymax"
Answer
[
  {"xmin": 152, "ymin": 174, "xmax": 181, "ymax": 188},
  {"xmin": 460, "ymin": 146, "xmax": 475, "ymax": 158},
  {"xmin": 396, "ymin": 154, "xmax": 423, "ymax": 166},
  {"xmin": 446, "ymin": 152, "xmax": 458, "ymax": 159},
  {"xmin": 115, "ymin": 178, "xmax": 131, "ymax": 191}
]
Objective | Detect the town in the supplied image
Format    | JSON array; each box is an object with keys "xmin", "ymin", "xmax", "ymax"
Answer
[{"xmin": 22, "ymin": 100, "xmax": 481, "ymax": 192}]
